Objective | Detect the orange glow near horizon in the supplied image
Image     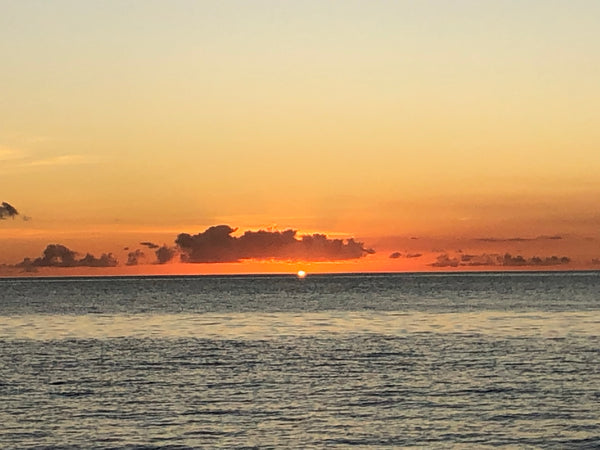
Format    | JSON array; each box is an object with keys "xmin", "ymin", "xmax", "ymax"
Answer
[{"xmin": 2, "ymin": 2, "xmax": 600, "ymax": 275}]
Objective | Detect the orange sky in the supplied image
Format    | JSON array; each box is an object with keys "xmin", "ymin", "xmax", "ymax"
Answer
[{"xmin": 2, "ymin": 1, "xmax": 600, "ymax": 276}]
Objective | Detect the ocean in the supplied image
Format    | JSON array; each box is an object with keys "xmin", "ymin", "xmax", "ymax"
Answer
[{"xmin": 1, "ymin": 272, "xmax": 599, "ymax": 448}]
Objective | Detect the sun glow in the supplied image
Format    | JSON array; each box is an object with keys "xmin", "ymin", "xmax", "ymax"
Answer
[{"xmin": 297, "ymin": 270, "xmax": 307, "ymax": 278}]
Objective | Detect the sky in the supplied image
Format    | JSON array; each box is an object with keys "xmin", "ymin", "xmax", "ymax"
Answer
[{"xmin": 1, "ymin": 0, "xmax": 600, "ymax": 275}]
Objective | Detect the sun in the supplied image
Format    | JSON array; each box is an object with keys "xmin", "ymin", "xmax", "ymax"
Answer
[{"xmin": 297, "ymin": 270, "xmax": 307, "ymax": 278}]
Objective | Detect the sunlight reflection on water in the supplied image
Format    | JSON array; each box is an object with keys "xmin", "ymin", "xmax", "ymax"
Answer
[{"xmin": 2, "ymin": 311, "xmax": 599, "ymax": 340}]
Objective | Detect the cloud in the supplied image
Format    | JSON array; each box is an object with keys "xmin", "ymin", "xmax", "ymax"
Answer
[
  {"xmin": 430, "ymin": 252, "xmax": 571, "ymax": 267},
  {"xmin": 155, "ymin": 245, "xmax": 177, "ymax": 264},
  {"xmin": 501, "ymin": 254, "xmax": 570, "ymax": 267},
  {"xmin": 126, "ymin": 249, "xmax": 145, "ymax": 266},
  {"xmin": 460, "ymin": 253, "xmax": 500, "ymax": 266},
  {"xmin": 0, "ymin": 147, "xmax": 24, "ymax": 162},
  {"xmin": 476, "ymin": 235, "xmax": 563, "ymax": 242},
  {"xmin": 140, "ymin": 241, "xmax": 160, "ymax": 249},
  {"xmin": 0, "ymin": 202, "xmax": 19, "ymax": 219},
  {"xmin": 430, "ymin": 254, "xmax": 460, "ymax": 267},
  {"xmin": 0, "ymin": 146, "xmax": 97, "ymax": 173},
  {"xmin": 592, "ymin": 258, "xmax": 600, "ymax": 266},
  {"xmin": 389, "ymin": 251, "xmax": 422, "ymax": 259},
  {"xmin": 24, "ymin": 154, "xmax": 94, "ymax": 167},
  {"xmin": 16, "ymin": 244, "xmax": 118, "ymax": 269},
  {"xmin": 175, "ymin": 225, "xmax": 374, "ymax": 263}
]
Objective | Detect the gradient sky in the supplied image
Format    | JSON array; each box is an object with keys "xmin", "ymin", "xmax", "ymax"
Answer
[{"xmin": 2, "ymin": 0, "xmax": 600, "ymax": 275}]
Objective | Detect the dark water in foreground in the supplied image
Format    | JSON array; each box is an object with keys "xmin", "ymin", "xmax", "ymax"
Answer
[{"xmin": 1, "ymin": 272, "xmax": 599, "ymax": 448}]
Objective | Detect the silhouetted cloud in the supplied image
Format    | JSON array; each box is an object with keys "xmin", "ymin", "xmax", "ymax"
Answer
[
  {"xmin": 592, "ymin": 258, "xmax": 600, "ymax": 266},
  {"xmin": 431, "ymin": 252, "xmax": 571, "ymax": 267},
  {"xmin": 389, "ymin": 251, "xmax": 422, "ymax": 259},
  {"xmin": 78, "ymin": 253, "xmax": 119, "ymax": 267},
  {"xmin": 155, "ymin": 245, "xmax": 177, "ymax": 264},
  {"xmin": 16, "ymin": 244, "xmax": 118, "ymax": 269},
  {"xmin": 0, "ymin": 202, "xmax": 19, "ymax": 219},
  {"xmin": 430, "ymin": 254, "xmax": 460, "ymax": 267},
  {"xmin": 126, "ymin": 249, "xmax": 145, "ymax": 266},
  {"xmin": 140, "ymin": 241, "xmax": 160, "ymax": 249},
  {"xmin": 460, "ymin": 253, "xmax": 499, "ymax": 266},
  {"xmin": 175, "ymin": 225, "xmax": 374, "ymax": 263},
  {"xmin": 502, "ymin": 254, "xmax": 570, "ymax": 267},
  {"xmin": 476, "ymin": 235, "xmax": 563, "ymax": 242}
]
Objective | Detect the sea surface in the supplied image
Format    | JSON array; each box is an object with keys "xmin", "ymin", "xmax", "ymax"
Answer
[{"xmin": 1, "ymin": 272, "xmax": 599, "ymax": 448}]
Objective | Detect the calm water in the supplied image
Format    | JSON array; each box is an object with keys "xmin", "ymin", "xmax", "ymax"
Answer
[{"xmin": 1, "ymin": 272, "xmax": 599, "ymax": 448}]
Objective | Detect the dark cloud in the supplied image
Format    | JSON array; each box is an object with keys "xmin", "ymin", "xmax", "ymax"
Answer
[
  {"xmin": 140, "ymin": 241, "xmax": 160, "ymax": 249},
  {"xmin": 430, "ymin": 254, "xmax": 460, "ymax": 267},
  {"xmin": 460, "ymin": 253, "xmax": 500, "ymax": 266},
  {"xmin": 78, "ymin": 253, "xmax": 119, "ymax": 267},
  {"xmin": 592, "ymin": 258, "xmax": 600, "ymax": 266},
  {"xmin": 126, "ymin": 249, "xmax": 145, "ymax": 266},
  {"xmin": 155, "ymin": 245, "xmax": 177, "ymax": 264},
  {"xmin": 16, "ymin": 244, "xmax": 118, "ymax": 269},
  {"xmin": 476, "ymin": 235, "xmax": 563, "ymax": 242},
  {"xmin": 498, "ymin": 253, "xmax": 570, "ymax": 267},
  {"xmin": 0, "ymin": 202, "xmax": 19, "ymax": 219},
  {"xmin": 389, "ymin": 251, "xmax": 422, "ymax": 259},
  {"xmin": 431, "ymin": 252, "xmax": 571, "ymax": 267},
  {"xmin": 175, "ymin": 225, "xmax": 374, "ymax": 263}
]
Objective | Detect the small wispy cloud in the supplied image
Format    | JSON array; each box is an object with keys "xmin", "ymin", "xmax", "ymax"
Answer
[
  {"xmin": 476, "ymin": 235, "xmax": 563, "ymax": 242},
  {"xmin": 0, "ymin": 146, "xmax": 24, "ymax": 162},
  {"xmin": 389, "ymin": 251, "xmax": 422, "ymax": 259},
  {"xmin": 25, "ymin": 154, "xmax": 95, "ymax": 167},
  {"xmin": 140, "ymin": 241, "xmax": 160, "ymax": 249},
  {"xmin": 0, "ymin": 144, "xmax": 97, "ymax": 172}
]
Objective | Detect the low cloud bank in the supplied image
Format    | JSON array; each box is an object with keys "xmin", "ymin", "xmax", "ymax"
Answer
[
  {"xmin": 476, "ymin": 235, "xmax": 563, "ymax": 242},
  {"xmin": 16, "ymin": 244, "xmax": 118, "ymax": 270},
  {"xmin": 389, "ymin": 252, "xmax": 422, "ymax": 259},
  {"xmin": 6, "ymin": 225, "xmax": 373, "ymax": 270},
  {"xmin": 430, "ymin": 252, "xmax": 571, "ymax": 268},
  {"xmin": 175, "ymin": 225, "xmax": 374, "ymax": 263}
]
